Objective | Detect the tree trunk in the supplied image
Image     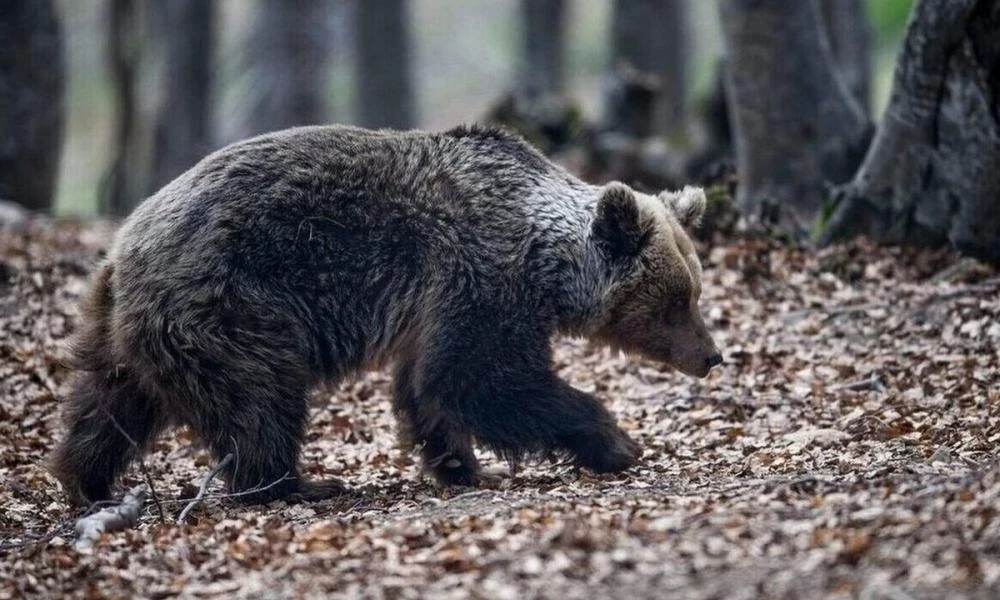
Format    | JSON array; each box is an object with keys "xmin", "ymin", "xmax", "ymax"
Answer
[
  {"xmin": 486, "ymin": 0, "xmax": 577, "ymax": 154},
  {"xmin": 0, "ymin": 0, "xmax": 65, "ymax": 213},
  {"xmin": 101, "ymin": 0, "xmax": 146, "ymax": 216},
  {"xmin": 354, "ymin": 0, "xmax": 416, "ymax": 129},
  {"xmin": 148, "ymin": 0, "xmax": 215, "ymax": 192},
  {"xmin": 605, "ymin": 0, "xmax": 688, "ymax": 137},
  {"xmin": 820, "ymin": 0, "xmax": 872, "ymax": 116},
  {"xmin": 242, "ymin": 0, "xmax": 332, "ymax": 137},
  {"xmin": 518, "ymin": 0, "xmax": 566, "ymax": 110},
  {"xmin": 819, "ymin": 0, "xmax": 1000, "ymax": 266},
  {"xmin": 719, "ymin": 0, "xmax": 871, "ymax": 236},
  {"xmin": 685, "ymin": 59, "xmax": 733, "ymax": 182}
]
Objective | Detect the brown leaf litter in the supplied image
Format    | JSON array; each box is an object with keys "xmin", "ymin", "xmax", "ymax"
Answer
[{"xmin": 0, "ymin": 217, "xmax": 998, "ymax": 599}]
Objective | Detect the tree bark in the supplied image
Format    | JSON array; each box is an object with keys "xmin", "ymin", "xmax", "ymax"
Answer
[
  {"xmin": 820, "ymin": 0, "xmax": 872, "ymax": 116},
  {"xmin": 719, "ymin": 0, "xmax": 871, "ymax": 236},
  {"xmin": 518, "ymin": 0, "xmax": 566, "ymax": 109},
  {"xmin": 0, "ymin": 0, "xmax": 65, "ymax": 213},
  {"xmin": 485, "ymin": 0, "xmax": 578, "ymax": 155},
  {"xmin": 354, "ymin": 0, "xmax": 416, "ymax": 129},
  {"xmin": 685, "ymin": 59, "xmax": 733, "ymax": 182},
  {"xmin": 148, "ymin": 0, "xmax": 215, "ymax": 192},
  {"xmin": 606, "ymin": 0, "xmax": 688, "ymax": 137},
  {"xmin": 819, "ymin": 0, "xmax": 1000, "ymax": 265},
  {"xmin": 101, "ymin": 0, "xmax": 146, "ymax": 216},
  {"xmin": 242, "ymin": 0, "xmax": 332, "ymax": 137}
]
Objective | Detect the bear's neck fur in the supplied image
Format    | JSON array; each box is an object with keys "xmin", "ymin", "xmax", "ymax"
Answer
[{"xmin": 514, "ymin": 175, "xmax": 620, "ymax": 337}]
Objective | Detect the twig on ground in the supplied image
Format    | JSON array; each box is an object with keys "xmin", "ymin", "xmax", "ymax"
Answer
[
  {"xmin": 833, "ymin": 372, "xmax": 886, "ymax": 393},
  {"xmin": 781, "ymin": 303, "xmax": 889, "ymax": 324},
  {"xmin": 100, "ymin": 406, "xmax": 166, "ymax": 522},
  {"xmin": 142, "ymin": 470, "xmax": 294, "ymax": 508},
  {"xmin": 930, "ymin": 259, "xmax": 996, "ymax": 284},
  {"xmin": 0, "ymin": 497, "xmax": 140, "ymax": 552},
  {"xmin": 447, "ymin": 489, "xmax": 495, "ymax": 503},
  {"xmin": 910, "ymin": 277, "xmax": 1000, "ymax": 315},
  {"xmin": 74, "ymin": 484, "xmax": 148, "ymax": 550},
  {"xmin": 0, "ymin": 520, "xmax": 75, "ymax": 551},
  {"xmin": 176, "ymin": 453, "xmax": 234, "ymax": 525}
]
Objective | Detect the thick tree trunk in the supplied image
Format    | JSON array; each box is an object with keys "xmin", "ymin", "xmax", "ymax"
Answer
[
  {"xmin": 242, "ymin": 0, "xmax": 331, "ymax": 136},
  {"xmin": 148, "ymin": 0, "xmax": 215, "ymax": 192},
  {"xmin": 719, "ymin": 0, "xmax": 871, "ymax": 236},
  {"xmin": 820, "ymin": 0, "xmax": 872, "ymax": 116},
  {"xmin": 355, "ymin": 0, "xmax": 416, "ymax": 129},
  {"xmin": 0, "ymin": 0, "xmax": 65, "ymax": 212},
  {"xmin": 605, "ymin": 0, "xmax": 687, "ymax": 137},
  {"xmin": 819, "ymin": 0, "xmax": 1000, "ymax": 265}
]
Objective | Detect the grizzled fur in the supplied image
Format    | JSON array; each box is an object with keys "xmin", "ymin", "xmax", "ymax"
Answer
[{"xmin": 51, "ymin": 125, "xmax": 720, "ymax": 505}]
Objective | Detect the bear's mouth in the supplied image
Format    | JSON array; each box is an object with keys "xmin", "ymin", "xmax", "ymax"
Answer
[{"xmin": 666, "ymin": 355, "xmax": 717, "ymax": 379}]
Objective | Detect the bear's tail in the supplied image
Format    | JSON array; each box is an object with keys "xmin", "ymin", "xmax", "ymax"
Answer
[{"xmin": 50, "ymin": 263, "xmax": 164, "ymax": 505}]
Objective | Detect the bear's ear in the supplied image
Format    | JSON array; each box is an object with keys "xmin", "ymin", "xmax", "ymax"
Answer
[
  {"xmin": 592, "ymin": 183, "xmax": 653, "ymax": 257},
  {"xmin": 659, "ymin": 186, "xmax": 707, "ymax": 228}
]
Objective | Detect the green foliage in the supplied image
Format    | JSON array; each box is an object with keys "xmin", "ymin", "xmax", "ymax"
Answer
[
  {"xmin": 810, "ymin": 195, "xmax": 840, "ymax": 243},
  {"xmin": 866, "ymin": 0, "xmax": 914, "ymax": 45},
  {"xmin": 704, "ymin": 184, "xmax": 732, "ymax": 209}
]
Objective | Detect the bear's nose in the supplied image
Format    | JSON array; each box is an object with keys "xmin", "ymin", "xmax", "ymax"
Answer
[{"xmin": 706, "ymin": 352, "xmax": 723, "ymax": 368}]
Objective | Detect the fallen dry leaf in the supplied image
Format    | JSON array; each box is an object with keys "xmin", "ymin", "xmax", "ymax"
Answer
[{"xmin": 0, "ymin": 218, "xmax": 998, "ymax": 599}]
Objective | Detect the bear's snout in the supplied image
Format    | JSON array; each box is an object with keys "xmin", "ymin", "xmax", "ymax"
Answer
[{"xmin": 707, "ymin": 351, "xmax": 723, "ymax": 369}]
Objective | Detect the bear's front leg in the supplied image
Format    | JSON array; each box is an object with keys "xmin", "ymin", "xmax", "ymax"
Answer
[
  {"xmin": 393, "ymin": 361, "xmax": 481, "ymax": 487},
  {"xmin": 418, "ymin": 358, "xmax": 641, "ymax": 476},
  {"xmin": 552, "ymin": 385, "xmax": 642, "ymax": 474},
  {"xmin": 414, "ymin": 310, "xmax": 641, "ymax": 479}
]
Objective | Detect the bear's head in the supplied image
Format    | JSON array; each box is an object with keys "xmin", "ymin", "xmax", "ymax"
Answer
[{"xmin": 589, "ymin": 183, "xmax": 722, "ymax": 378}]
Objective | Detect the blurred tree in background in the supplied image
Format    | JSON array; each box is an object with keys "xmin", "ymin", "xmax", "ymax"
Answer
[
  {"xmin": 605, "ymin": 0, "xmax": 687, "ymax": 138},
  {"xmin": 4, "ymin": 0, "xmax": 996, "ymax": 266},
  {"xmin": 820, "ymin": 0, "xmax": 1000, "ymax": 264},
  {"xmin": 517, "ymin": 0, "xmax": 567, "ymax": 113},
  {"xmin": 241, "ymin": 0, "xmax": 333, "ymax": 137},
  {"xmin": 821, "ymin": 0, "xmax": 872, "ymax": 116},
  {"xmin": 355, "ymin": 0, "xmax": 416, "ymax": 129},
  {"xmin": 719, "ymin": 0, "xmax": 872, "ymax": 236},
  {"xmin": 102, "ymin": 0, "xmax": 218, "ymax": 214},
  {"xmin": 148, "ymin": 0, "xmax": 215, "ymax": 193},
  {"xmin": 101, "ymin": 0, "xmax": 144, "ymax": 215},
  {"xmin": 0, "ymin": 0, "xmax": 64, "ymax": 212},
  {"xmin": 484, "ymin": 0, "xmax": 579, "ymax": 155}
]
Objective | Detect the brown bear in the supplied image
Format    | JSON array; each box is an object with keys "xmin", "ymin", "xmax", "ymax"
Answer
[{"xmin": 51, "ymin": 125, "xmax": 721, "ymax": 505}]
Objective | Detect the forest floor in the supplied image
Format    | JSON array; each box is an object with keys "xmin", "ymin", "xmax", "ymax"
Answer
[{"xmin": 1, "ymin": 217, "xmax": 998, "ymax": 599}]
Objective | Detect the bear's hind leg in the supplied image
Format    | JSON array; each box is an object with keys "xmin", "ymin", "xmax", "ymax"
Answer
[
  {"xmin": 185, "ymin": 377, "xmax": 345, "ymax": 505},
  {"xmin": 51, "ymin": 370, "xmax": 167, "ymax": 506},
  {"xmin": 393, "ymin": 361, "xmax": 480, "ymax": 486}
]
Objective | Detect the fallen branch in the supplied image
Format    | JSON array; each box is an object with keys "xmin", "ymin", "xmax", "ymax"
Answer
[
  {"xmin": 176, "ymin": 453, "xmax": 233, "ymax": 525},
  {"xmin": 100, "ymin": 405, "xmax": 165, "ymax": 522},
  {"xmin": 74, "ymin": 484, "xmax": 148, "ymax": 550}
]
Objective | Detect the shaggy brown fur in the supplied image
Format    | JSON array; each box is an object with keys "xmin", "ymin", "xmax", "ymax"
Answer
[{"xmin": 50, "ymin": 125, "xmax": 720, "ymax": 505}]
